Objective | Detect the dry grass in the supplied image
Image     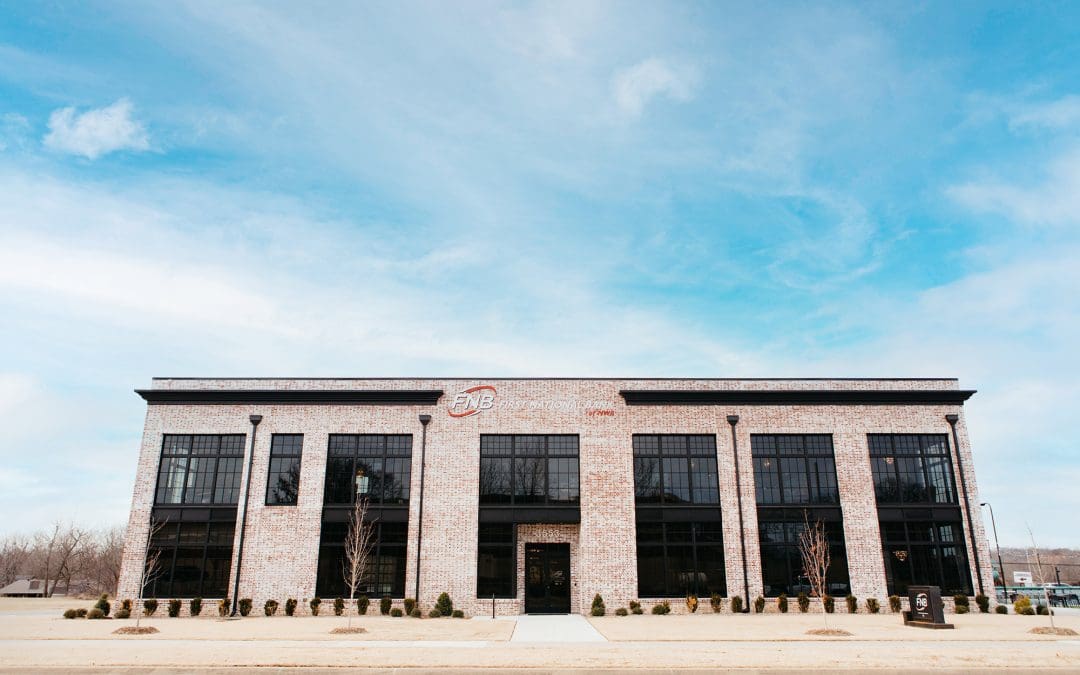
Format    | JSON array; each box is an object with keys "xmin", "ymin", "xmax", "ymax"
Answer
[
  {"xmin": 806, "ymin": 628, "xmax": 853, "ymax": 636},
  {"xmin": 113, "ymin": 626, "xmax": 159, "ymax": 635},
  {"xmin": 1029, "ymin": 626, "xmax": 1079, "ymax": 636},
  {"xmin": 329, "ymin": 626, "xmax": 367, "ymax": 634}
]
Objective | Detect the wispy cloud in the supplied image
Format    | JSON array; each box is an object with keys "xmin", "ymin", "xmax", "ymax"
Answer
[
  {"xmin": 1008, "ymin": 94, "xmax": 1080, "ymax": 131},
  {"xmin": 43, "ymin": 98, "xmax": 150, "ymax": 159},
  {"xmin": 611, "ymin": 58, "xmax": 699, "ymax": 116},
  {"xmin": 947, "ymin": 148, "xmax": 1080, "ymax": 227}
]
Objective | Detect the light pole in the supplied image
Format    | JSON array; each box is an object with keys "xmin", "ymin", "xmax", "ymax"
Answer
[
  {"xmin": 413, "ymin": 414, "xmax": 432, "ymax": 604},
  {"xmin": 980, "ymin": 502, "xmax": 1006, "ymax": 592}
]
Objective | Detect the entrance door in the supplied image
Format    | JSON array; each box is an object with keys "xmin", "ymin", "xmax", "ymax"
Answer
[{"xmin": 524, "ymin": 543, "xmax": 571, "ymax": 614}]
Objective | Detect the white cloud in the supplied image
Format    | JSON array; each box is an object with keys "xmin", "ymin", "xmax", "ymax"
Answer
[
  {"xmin": 611, "ymin": 58, "xmax": 699, "ymax": 116},
  {"xmin": 947, "ymin": 148, "xmax": 1080, "ymax": 227},
  {"xmin": 43, "ymin": 98, "xmax": 150, "ymax": 159},
  {"xmin": 0, "ymin": 113, "xmax": 31, "ymax": 151},
  {"xmin": 1009, "ymin": 94, "xmax": 1080, "ymax": 131}
]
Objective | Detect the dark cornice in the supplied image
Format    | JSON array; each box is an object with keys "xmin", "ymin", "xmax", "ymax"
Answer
[
  {"xmin": 619, "ymin": 389, "xmax": 976, "ymax": 406},
  {"xmin": 136, "ymin": 389, "xmax": 444, "ymax": 406}
]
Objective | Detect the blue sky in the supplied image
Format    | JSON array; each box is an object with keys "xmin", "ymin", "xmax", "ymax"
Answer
[{"xmin": 0, "ymin": 1, "xmax": 1077, "ymax": 547}]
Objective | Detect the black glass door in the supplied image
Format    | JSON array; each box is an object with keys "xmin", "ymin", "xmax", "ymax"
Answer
[{"xmin": 524, "ymin": 543, "xmax": 571, "ymax": 614}]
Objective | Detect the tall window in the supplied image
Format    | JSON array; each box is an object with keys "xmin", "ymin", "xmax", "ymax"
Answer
[
  {"xmin": 266, "ymin": 434, "xmax": 303, "ymax": 506},
  {"xmin": 324, "ymin": 435, "xmax": 412, "ymax": 505},
  {"xmin": 155, "ymin": 435, "xmax": 246, "ymax": 505},
  {"xmin": 751, "ymin": 435, "xmax": 839, "ymax": 505},
  {"xmin": 758, "ymin": 520, "xmax": 850, "ymax": 597},
  {"xmin": 880, "ymin": 521, "xmax": 972, "ymax": 595},
  {"xmin": 869, "ymin": 434, "xmax": 956, "ymax": 505},
  {"xmin": 315, "ymin": 521, "xmax": 408, "ymax": 597},
  {"xmin": 633, "ymin": 435, "xmax": 719, "ymax": 505},
  {"xmin": 479, "ymin": 435, "xmax": 579, "ymax": 506},
  {"xmin": 145, "ymin": 520, "xmax": 235, "ymax": 598},
  {"xmin": 635, "ymin": 522, "xmax": 726, "ymax": 597},
  {"xmin": 477, "ymin": 523, "xmax": 515, "ymax": 598}
]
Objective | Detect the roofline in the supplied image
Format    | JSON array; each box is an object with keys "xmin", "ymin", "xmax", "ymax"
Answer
[{"xmin": 149, "ymin": 376, "xmax": 961, "ymax": 382}]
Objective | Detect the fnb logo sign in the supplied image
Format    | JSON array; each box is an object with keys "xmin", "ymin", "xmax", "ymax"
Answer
[{"xmin": 448, "ymin": 385, "xmax": 496, "ymax": 418}]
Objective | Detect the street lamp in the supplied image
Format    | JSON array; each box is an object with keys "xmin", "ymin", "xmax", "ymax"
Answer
[{"xmin": 980, "ymin": 502, "xmax": 1006, "ymax": 592}]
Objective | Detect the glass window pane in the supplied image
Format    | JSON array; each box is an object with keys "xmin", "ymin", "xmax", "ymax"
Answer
[{"xmin": 479, "ymin": 458, "xmax": 512, "ymax": 504}]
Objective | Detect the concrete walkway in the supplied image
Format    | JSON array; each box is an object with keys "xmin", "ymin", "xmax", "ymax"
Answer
[{"xmin": 509, "ymin": 614, "xmax": 607, "ymax": 643}]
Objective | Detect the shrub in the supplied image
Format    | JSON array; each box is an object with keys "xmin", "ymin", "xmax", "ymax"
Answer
[
  {"xmin": 866, "ymin": 598, "xmax": 880, "ymax": 614},
  {"xmin": 356, "ymin": 596, "xmax": 369, "ymax": 615},
  {"xmin": 629, "ymin": 600, "xmax": 643, "ymax": 615},
  {"xmin": 615, "ymin": 607, "xmax": 628, "ymax": 616},
  {"xmin": 777, "ymin": 593, "xmax": 788, "ymax": 613},
  {"xmin": 94, "ymin": 594, "xmax": 111, "ymax": 616},
  {"xmin": 63, "ymin": 609, "xmax": 78, "ymax": 619},
  {"xmin": 190, "ymin": 597, "xmax": 202, "ymax": 616},
  {"xmin": 285, "ymin": 598, "xmax": 297, "ymax": 616},
  {"xmin": 955, "ymin": 604, "xmax": 969, "ymax": 614},
  {"xmin": 953, "ymin": 594, "xmax": 969, "ymax": 608},
  {"xmin": 390, "ymin": 608, "xmax": 404, "ymax": 617},
  {"xmin": 651, "ymin": 601, "xmax": 671, "ymax": 615},
  {"xmin": 218, "ymin": 598, "xmax": 230, "ymax": 617},
  {"xmin": 143, "ymin": 599, "xmax": 158, "ymax": 616},
  {"xmin": 975, "ymin": 594, "xmax": 989, "ymax": 614},
  {"xmin": 995, "ymin": 604, "xmax": 1007, "ymax": 615},
  {"xmin": 428, "ymin": 608, "xmax": 442, "ymax": 618},
  {"xmin": 436, "ymin": 592, "xmax": 454, "ymax": 617},
  {"xmin": 309, "ymin": 597, "xmax": 321, "ymax": 616},
  {"xmin": 797, "ymin": 592, "xmax": 810, "ymax": 613},
  {"xmin": 452, "ymin": 609, "xmax": 465, "ymax": 618},
  {"xmin": 709, "ymin": 593, "xmax": 723, "ymax": 612},
  {"xmin": 410, "ymin": 608, "xmax": 422, "ymax": 618},
  {"xmin": 264, "ymin": 599, "xmax": 279, "ymax": 616},
  {"xmin": 1014, "ymin": 596, "xmax": 1032, "ymax": 615},
  {"xmin": 823, "ymin": 595, "xmax": 835, "ymax": 613},
  {"xmin": 730, "ymin": 596, "xmax": 744, "ymax": 613},
  {"xmin": 686, "ymin": 594, "xmax": 698, "ymax": 613},
  {"xmin": 121, "ymin": 599, "xmax": 133, "ymax": 613},
  {"xmin": 115, "ymin": 608, "xmax": 130, "ymax": 619},
  {"xmin": 889, "ymin": 595, "xmax": 901, "ymax": 613},
  {"xmin": 404, "ymin": 598, "xmax": 416, "ymax": 615},
  {"xmin": 87, "ymin": 608, "xmax": 105, "ymax": 619},
  {"xmin": 1037, "ymin": 605, "xmax": 1049, "ymax": 616},
  {"xmin": 167, "ymin": 599, "xmax": 181, "ymax": 617},
  {"xmin": 754, "ymin": 596, "xmax": 765, "ymax": 613},
  {"xmin": 238, "ymin": 598, "xmax": 252, "ymax": 617},
  {"xmin": 333, "ymin": 598, "xmax": 344, "ymax": 616},
  {"xmin": 380, "ymin": 596, "xmax": 392, "ymax": 615},
  {"xmin": 846, "ymin": 594, "xmax": 858, "ymax": 614},
  {"xmin": 76, "ymin": 608, "xmax": 88, "ymax": 618},
  {"xmin": 591, "ymin": 593, "xmax": 606, "ymax": 617}
]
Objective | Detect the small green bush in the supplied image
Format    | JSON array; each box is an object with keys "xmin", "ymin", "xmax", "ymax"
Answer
[
  {"xmin": 238, "ymin": 598, "xmax": 252, "ymax": 617},
  {"xmin": 390, "ymin": 608, "xmax": 404, "ymax": 617},
  {"xmin": 76, "ymin": 608, "xmax": 88, "ymax": 618},
  {"xmin": 1037, "ymin": 605, "xmax": 1049, "ymax": 616},
  {"xmin": 410, "ymin": 608, "xmax": 421, "ymax": 618},
  {"xmin": 436, "ymin": 592, "xmax": 454, "ymax": 617},
  {"xmin": 651, "ymin": 601, "xmax": 671, "ymax": 615},
  {"xmin": 629, "ymin": 600, "xmax": 643, "ymax": 615},
  {"xmin": 218, "ymin": 598, "xmax": 229, "ymax": 617},
  {"xmin": 777, "ymin": 593, "xmax": 788, "ymax": 613},
  {"xmin": 1014, "ymin": 596, "xmax": 1032, "ymax": 615},
  {"xmin": 94, "ymin": 594, "xmax": 111, "ymax": 616},
  {"xmin": 167, "ymin": 599, "xmax": 181, "ymax": 617},
  {"xmin": 686, "ymin": 594, "xmax": 699, "ymax": 613},
  {"xmin": 591, "ymin": 593, "xmax": 606, "ymax": 617},
  {"xmin": 380, "ymin": 596, "xmax": 392, "ymax": 615},
  {"xmin": 615, "ymin": 607, "xmax": 628, "ymax": 616},
  {"xmin": 846, "ymin": 594, "xmax": 858, "ymax": 614},
  {"xmin": 87, "ymin": 608, "xmax": 105, "ymax": 619},
  {"xmin": 333, "ymin": 598, "xmax": 344, "ymax": 616},
  {"xmin": 285, "ymin": 598, "xmax": 297, "ymax": 616},
  {"xmin": 955, "ymin": 604, "xmax": 969, "ymax": 614},
  {"xmin": 731, "ymin": 596, "xmax": 744, "ymax": 613},
  {"xmin": 357, "ymin": 595, "xmax": 369, "ymax": 615},
  {"xmin": 953, "ymin": 594, "xmax": 969, "ymax": 608},
  {"xmin": 866, "ymin": 598, "xmax": 880, "ymax": 614},
  {"xmin": 309, "ymin": 597, "xmax": 321, "ymax": 616},
  {"xmin": 190, "ymin": 597, "xmax": 202, "ymax": 616},
  {"xmin": 120, "ymin": 599, "xmax": 132, "ymax": 613},
  {"xmin": 823, "ymin": 595, "xmax": 835, "ymax": 613},
  {"xmin": 975, "ymin": 594, "xmax": 989, "ymax": 614},
  {"xmin": 428, "ymin": 608, "xmax": 442, "ymax": 618},
  {"xmin": 404, "ymin": 598, "xmax": 416, "ymax": 615},
  {"xmin": 452, "ymin": 609, "xmax": 465, "ymax": 618},
  {"xmin": 63, "ymin": 608, "xmax": 78, "ymax": 619},
  {"xmin": 753, "ymin": 596, "xmax": 765, "ymax": 613},
  {"xmin": 709, "ymin": 593, "xmax": 723, "ymax": 612},
  {"xmin": 995, "ymin": 604, "xmax": 1007, "ymax": 615},
  {"xmin": 143, "ymin": 599, "xmax": 158, "ymax": 616},
  {"xmin": 264, "ymin": 599, "xmax": 279, "ymax": 616},
  {"xmin": 115, "ymin": 608, "xmax": 130, "ymax": 619},
  {"xmin": 888, "ymin": 595, "xmax": 901, "ymax": 613},
  {"xmin": 798, "ymin": 592, "xmax": 810, "ymax": 613}
]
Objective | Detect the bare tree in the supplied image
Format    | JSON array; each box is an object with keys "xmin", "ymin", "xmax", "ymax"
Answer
[
  {"xmin": 342, "ymin": 496, "xmax": 375, "ymax": 630},
  {"xmin": 34, "ymin": 522, "xmax": 85, "ymax": 597},
  {"xmin": 136, "ymin": 521, "xmax": 167, "ymax": 629},
  {"xmin": 799, "ymin": 516, "xmax": 831, "ymax": 629},
  {"xmin": 0, "ymin": 535, "xmax": 31, "ymax": 587},
  {"xmin": 82, "ymin": 527, "xmax": 125, "ymax": 596},
  {"xmin": 1027, "ymin": 523, "xmax": 1056, "ymax": 630}
]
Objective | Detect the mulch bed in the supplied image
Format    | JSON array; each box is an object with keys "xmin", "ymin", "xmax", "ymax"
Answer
[
  {"xmin": 329, "ymin": 626, "xmax": 367, "ymax": 634},
  {"xmin": 113, "ymin": 626, "xmax": 160, "ymax": 635},
  {"xmin": 806, "ymin": 628, "xmax": 854, "ymax": 636},
  {"xmin": 1029, "ymin": 627, "xmax": 1079, "ymax": 636}
]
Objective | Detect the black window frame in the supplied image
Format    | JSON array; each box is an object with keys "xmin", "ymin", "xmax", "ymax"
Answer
[
  {"xmin": 145, "ymin": 518, "xmax": 235, "ymax": 598},
  {"xmin": 265, "ymin": 434, "xmax": 304, "ymax": 506},
  {"xmin": 635, "ymin": 521, "xmax": 726, "ymax": 598},
  {"xmin": 323, "ymin": 434, "xmax": 413, "ymax": 506},
  {"xmin": 868, "ymin": 434, "xmax": 957, "ymax": 505},
  {"xmin": 880, "ymin": 519, "xmax": 972, "ymax": 596},
  {"xmin": 632, "ymin": 434, "xmax": 719, "ymax": 506},
  {"xmin": 476, "ymin": 523, "xmax": 516, "ymax": 599},
  {"xmin": 315, "ymin": 519, "xmax": 408, "ymax": 598},
  {"xmin": 478, "ymin": 435, "xmax": 580, "ymax": 507},
  {"xmin": 757, "ymin": 515, "xmax": 850, "ymax": 597},
  {"xmin": 154, "ymin": 434, "xmax": 247, "ymax": 506},
  {"xmin": 750, "ymin": 434, "xmax": 839, "ymax": 506}
]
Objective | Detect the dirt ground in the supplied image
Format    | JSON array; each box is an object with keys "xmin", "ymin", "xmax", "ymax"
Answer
[{"xmin": 2, "ymin": 598, "xmax": 1080, "ymax": 671}]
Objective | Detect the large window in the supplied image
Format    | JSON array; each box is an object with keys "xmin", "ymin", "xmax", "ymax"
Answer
[
  {"xmin": 146, "ymin": 520, "xmax": 235, "ymax": 598},
  {"xmin": 315, "ymin": 521, "xmax": 408, "ymax": 598},
  {"xmin": 479, "ymin": 435, "xmax": 579, "ymax": 506},
  {"xmin": 324, "ymin": 435, "xmax": 412, "ymax": 505},
  {"xmin": 155, "ymin": 435, "xmax": 246, "ymax": 505},
  {"xmin": 758, "ymin": 519, "xmax": 850, "ymax": 597},
  {"xmin": 633, "ymin": 435, "xmax": 719, "ymax": 505},
  {"xmin": 869, "ymin": 434, "xmax": 956, "ymax": 505},
  {"xmin": 266, "ymin": 434, "xmax": 303, "ymax": 506},
  {"xmin": 880, "ymin": 520, "xmax": 972, "ymax": 595},
  {"xmin": 477, "ymin": 523, "xmax": 515, "ymax": 598},
  {"xmin": 751, "ymin": 435, "xmax": 839, "ymax": 505},
  {"xmin": 636, "ymin": 522, "xmax": 726, "ymax": 597}
]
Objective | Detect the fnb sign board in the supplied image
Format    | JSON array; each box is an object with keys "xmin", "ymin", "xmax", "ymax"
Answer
[{"xmin": 907, "ymin": 585, "xmax": 946, "ymax": 624}]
